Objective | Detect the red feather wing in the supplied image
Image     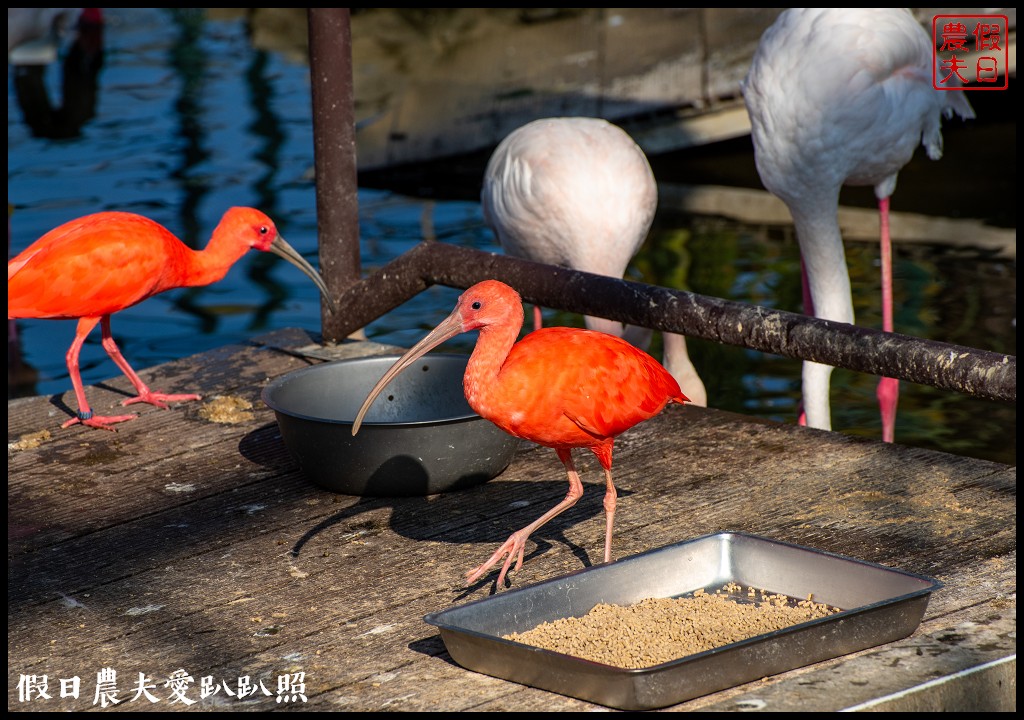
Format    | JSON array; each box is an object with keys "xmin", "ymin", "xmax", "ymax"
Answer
[
  {"xmin": 499, "ymin": 328, "xmax": 683, "ymax": 444},
  {"xmin": 8, "ymin": 213, "xmax": 175, "ymax": 319}
]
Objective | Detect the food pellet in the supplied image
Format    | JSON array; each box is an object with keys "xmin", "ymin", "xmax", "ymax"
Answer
[{"xmin": 503, "ymin": 586, "xmax": 841, "ymax": 669}]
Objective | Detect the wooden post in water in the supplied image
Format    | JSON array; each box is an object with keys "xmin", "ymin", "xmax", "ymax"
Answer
[{"xmin": 307, "ymin": 8, "xmax": 360, "ymax": 342}]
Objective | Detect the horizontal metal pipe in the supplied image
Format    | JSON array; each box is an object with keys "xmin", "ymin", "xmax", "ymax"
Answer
[{"xmin": 330, "ymin": 242, "xmax": 1016, "ymax": 404}]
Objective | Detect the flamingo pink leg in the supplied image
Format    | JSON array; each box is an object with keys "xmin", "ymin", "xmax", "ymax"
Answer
[
  {"xmin": 877, "ymin": 198, "xmax": 899, "ymax": 442},
  {"xmin": 98, "ymin": 316, "xmax": 201, "ymax": 409},
  {"xmin": 796, "ymin": 258, "xmax": 815, "ymax": 427},
  {"xmin": 532, "ymin": 305, "xmax": 543, "ymax": 332},
  {"xmin": 466, "ymin": 448, "xmax": 585, "ymax": 586},
  {"xmin": 60, "ymin": 317, "xmax": 138, "ymax": 431}
]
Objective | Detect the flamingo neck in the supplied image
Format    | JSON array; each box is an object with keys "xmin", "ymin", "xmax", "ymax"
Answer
[
  {"xmin": 789, "ymin": 198, "xmax": 854, "ymax": 326},
  {"xmin": 789, "ymin": 198, "xmax": 849, "ymax": 433}
]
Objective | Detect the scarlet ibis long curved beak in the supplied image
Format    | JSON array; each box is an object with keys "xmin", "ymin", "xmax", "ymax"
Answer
[
  {"xmin": 268, "ymin": 235, "xmax": 338, "ymax": 314},
  {"xmin": 351, "ymin": 309, "xmax": 466, "ymax": 435}
]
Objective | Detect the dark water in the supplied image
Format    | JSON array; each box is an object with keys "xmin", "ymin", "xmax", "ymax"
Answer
[{"xmin": 7, "ymin": 8, "xmax": 1016, "ymax": 466}]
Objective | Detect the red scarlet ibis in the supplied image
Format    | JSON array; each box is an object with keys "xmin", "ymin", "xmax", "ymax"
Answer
[
  {"xmin": 352, "ymin": 279, "xmax": 688, "ymax": 587},
  {"xmin": 742, "ymin": 8, "xmax": 974, "ymax": 442},
  {"xmin": 482, "ymin": 117, "xmax": 708, "ymax": 407},
  {"xmin": 8, "ymin": 207, "xmax": 336, "ymax": 431}
]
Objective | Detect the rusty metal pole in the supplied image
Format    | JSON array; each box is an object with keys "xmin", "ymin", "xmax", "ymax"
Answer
[{"xmin": 308, "ymin": 8, "xmax": 360, "ymax": 342}]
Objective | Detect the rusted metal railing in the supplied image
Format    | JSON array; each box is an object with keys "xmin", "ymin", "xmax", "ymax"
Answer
[{"xmin": 322, "ymin": 241, "xmax": 1016, "ymax": 404}]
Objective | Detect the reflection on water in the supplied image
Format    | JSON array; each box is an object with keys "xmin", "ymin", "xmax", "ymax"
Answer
[
  {"xmin": 11, "ymin": 9, "xmax": 103, "ymax": 140},
  {"xmin": 7, "ymin": 9, "xmax": 1015, "ymax": 466}
]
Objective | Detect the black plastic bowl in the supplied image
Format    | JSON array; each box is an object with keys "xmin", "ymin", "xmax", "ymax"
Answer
[{"xmin": 261, "ymin": 354, "xmax": 520, "ymax": 496}]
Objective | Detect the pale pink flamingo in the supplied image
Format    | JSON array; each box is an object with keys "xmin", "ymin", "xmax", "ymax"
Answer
[{"xmin": 742, "ymin": 8, "xmax": 974, "ymax": 441}]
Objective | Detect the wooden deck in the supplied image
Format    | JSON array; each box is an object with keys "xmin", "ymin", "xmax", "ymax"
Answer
[{"xmin": 7, "ymin": 329, "xmax": 1015, "ymax": 711}]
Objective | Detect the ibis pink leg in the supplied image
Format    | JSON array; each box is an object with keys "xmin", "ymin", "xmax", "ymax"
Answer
[
  {"xmin": 60, "ymin": 317, "xmax": 137, "ymax": 430},
  {"xmin": 601, "ymin": 466, "xmax": 617, "ymax": 563},
  {"xmin": 98, "ymin": 316, "xmax": 202, "ymax": 409},
  {"xmin": 466, "ymin": 448, "xmax": 584, "ymax": 586}
]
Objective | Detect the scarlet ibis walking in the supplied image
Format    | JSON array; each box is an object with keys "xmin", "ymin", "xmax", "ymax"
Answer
[
  {"xmin": 742, "ymin": 8, "xmax": 974, "ymax": 442},
  {"xmin": 352, "ymin": 279, "xmax": 688, "ymax": 586},
  {"xmin": 482, "ymin": 117, "xmax": 708, "ymax": 407},
  {"xmin": 8, "ymin": 207, "xmax": 336, "ymax": 431}
]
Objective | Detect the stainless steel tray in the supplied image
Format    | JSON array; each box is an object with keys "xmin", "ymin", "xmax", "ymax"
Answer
[{"xmin": 424, "ymin": 532, "xmax": 941, "ymax": 710}]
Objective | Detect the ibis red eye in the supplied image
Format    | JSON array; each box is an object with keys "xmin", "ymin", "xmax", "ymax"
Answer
[
  {"xmin": 472, "ymin": 301, "xmax": 482, "ymax": 310},
  {"xmin": 259, "ymin": 226, "xmax": 269, "ymax": 235}
]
